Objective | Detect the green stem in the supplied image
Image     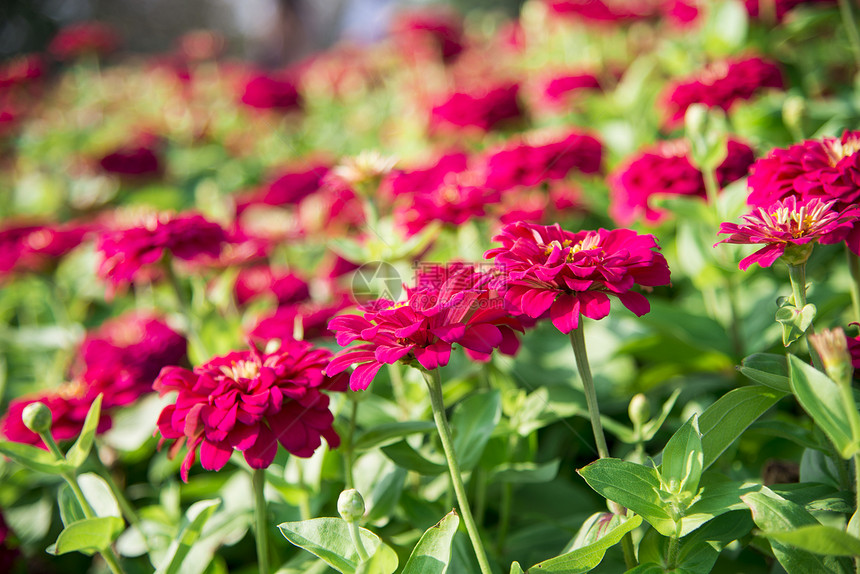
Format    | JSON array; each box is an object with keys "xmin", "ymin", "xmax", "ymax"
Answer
[
  {"xmin": 296, "ymin": 462, "xmax": 312, "ymax": 521},
  {"xmin": 253, "ymin": 469, "xmax": 271, "ymax": 574},
  {"xmin": 344, "ymin": 397, "xmax": 359, "ymax": 489},
  {"xmin": 497, "ymin": 482, "xmax": 513, "ymax": 555},
  {"xmin": 41, "ymin": 433, "xmax": 125, "ymax": 574},
  {"xmin": 163, "ymin": 257, "xmax": 209, "ymax": 359},
  {"xmin": 92, "ymin": 452, "xmax": 142, "ymax": 529},
  {"xmin": 569, "ymin": 328, "xmax": 610, "ymax": 460},
  {"xmin": 787, "ymin": 264, "xmax": 824, "ymax": 371},
  {"xmin": 702, "ymin": 166, "xmax": 721, "ymax": 222},
  {"xmin": 839, "ymin": 0, "xmax": 860, "ymax": 71},
  {"xmin": 348, "ymin": 520, "xmax": 370, "ymax": 563},
  {"xmin": 621, "ymin": 532, "xmax": 637, "ymax": 570},
  {"xmin": 387, "ymin": 363, "xmax": 409, "ymax": 418},
  {"xmin": 422, "ymin": 369, "xmax": 493, "ymax": 574},
  {"xmin": 848, "ymin": 247, "xmax": 860, "ymax": 323}
]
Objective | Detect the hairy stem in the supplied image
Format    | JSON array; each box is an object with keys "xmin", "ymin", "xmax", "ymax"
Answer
[{"xmin": 422, "ymin": 369, "xmax": 493, "ymax": 574}]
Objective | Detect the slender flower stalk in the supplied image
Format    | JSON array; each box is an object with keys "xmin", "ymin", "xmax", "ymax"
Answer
[
  {"xmin": 787, "ymin": 263, "xmax": 823, "ymax": 370},
  {"xmin": 569, "ymin": 328, "xmax": 610, "ymax": 460},
  {"xmin": 422, "ymin": 369, "xmax": 493, "ymax": 574},
  {"xmin": 252, "ymin": 469, "xmax": 270, "ymax": 574},
  {"xmin": 839, "ymin": 0, "xmax": 860, "ymax": 70}
]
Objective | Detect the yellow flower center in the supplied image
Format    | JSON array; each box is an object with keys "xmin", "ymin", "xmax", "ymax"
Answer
[
  {"xmin": 220, "ymin": 360, "xmax": 261, "ymax": 380},
  {"xmin": 58, "ymin": 380, "xmax": 87, "ymax": 400},
  {"xmin": 824, "ymin": 135, "xmax": 860, "ymax": 166}
]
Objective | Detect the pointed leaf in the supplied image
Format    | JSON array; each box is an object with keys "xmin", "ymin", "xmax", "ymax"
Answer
[
  {"xmin": 526, "ymin": 515, "xmax": 642, "ymax": 573},
  {"xmin": 66, "ymin": 394, "xmax": 103, "ymax": 468},
  {"xmin": 510, "ymin": 562, "xmax": 524, "ymax": 574},
  {"xmin": 156, "ymin": 499, "xmax": 221, "ymax": 574},
  {"xmin": 49, "ymin": 516, "xmax": 124, "ymax": 555},
  {"xmin": 0, "ymin": 440, "xmax": 73, "ymax": 474},
  {"xmin": 742, "ymin": 487, "xmax": 851, "ymax": 574},
  {"xmin": 699, "ymin": 386, "xmax": 785, "ymax": 469},
  {"xmin": 578, "ymin": 459, "xmax": 673, "ymax": 535},
  {"xmin": 452, "ymin": 390, "xmax": 501, "ymax": 471},
  {"xmin": 491, "ymin": 460, "xmax": 561, "ymax": 484},
  {"xmin": 789, "ymin": 355, "xmax": 860, "ymax": 458},
  {"xmin": 279, "ymin": 517, "xmax": 391, "ymax": 574},
  {"xmin": 661, "ymin": 415, "xmax": 703, "ymax": 495},
  {"xmin": 739, "ymin": 354, "xmax": 790, "ymax": 393},
  {"xmin": 764, "ymin": 525, "xmax": 860, "ymax": 557},
  {"xmin": 355, "ymin": 541, "xmax": 399, "ymax": 574},
  {"xmin": 640, "ymin": 389, "xmax": 683, "ymax": 441},
  {"xmin": 78, "ymin": 473, "xmax": 121, "ymax": 518},
  {"xmin": 401, "ymin": 510, "xmax": 460, "ymax": 574},
  {"xmin": 353, "ymin": 421, "xmax": 436, "ymax": 451}
]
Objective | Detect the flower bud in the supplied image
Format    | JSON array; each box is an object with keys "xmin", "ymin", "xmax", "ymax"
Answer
[
  {"xmin": 782, "ymin": 96, "xmax": 806, "ymax": 136},
  {"xmin": 22, "ymin": 402, "xmax": 53, "ymax": 435},
  {"xmin": 809, "ymin": 327, "xmax": 853, "ymax": 386},
  {"xmin": 628, "ymin": 393, "xmax": 651, "ymax": 428},
  {"xmin": 338, "ymin": 488, "xmax": 366, "ymax": 523}
]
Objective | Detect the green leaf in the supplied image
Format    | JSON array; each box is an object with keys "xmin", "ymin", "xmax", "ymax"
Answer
[
  {"xmin": 353, "ymin": 421, "xmax": 437, "ymax": 451},
  {"xmin": 452, "ymin": 390, "xmax": 501, "ymax": 471},
  {"xmin": 355, "ymin": 541, "xmax": 399, "ymax": 574},
  {"xmin": 764, "ymin": 525, "xmax": 860, "ymax": 557},
  {"xmin": 660, "ymin": 415, "xmax": 703, "ymax": 496},
  {"xmin": 380, "ymin": 441, "xmax": 447, "ymax": 475},
  {"xmin": 49, "ymin": 516, "xmax": 124, "ymax": 555},
  {"xmin": 510, "ymin": 562, "xmax": 524, "ymax": 574},
  {"xmin": 401, "ymin": 510, "xmax": 459, "ymax": 574},
  {"xmin": 577, "ymin": 459, "xmax": 672, "ymax": 535},
  {"xmin": 156, "ymin": 499, "xmax": 221, "ymax": 574},
  {"xmin": 789, "ymin": 355, "xmax": 860, "ymax": 458},
  {"xmin": 739, "ymin": 354, "xmax": 790, "ymax": 393},
  {"xmin": 526, "ymin": 514, "xmax": 642, "ymax": 573},
  {"xmin": 65, "ymin": 394, "xmax": 103, "ymax": 468},
  {"xmin": 704, "ymin": 0, "xmax": 748, "ymax": 56},
  {"xmin": 776, "ymin": 302, "xmax": 816, "ymax": 346},
  {"xmin": 747, "ymin": 420, "xmax": 821, "ymax": 451},
  {"xmin": 279, "ymin": 517, "xmax": 394, "ymax": 574},
  {"xmin": 59, "ymin": 486, "xmax": 86, "ymax": 527},
  {"xmin": 699, "ymin": 385, "xmax": 785, "ymax": 469},
  {"xmin": 0, "ymin": 440, "xmax": 73, "ymax": 474},
  {"xmin": 491, "ymin": 460, "xmax": 560, "ymax": 484},
  {"xmin": 679, "ymin": 480, "xmax": 760, "ymax": 537},
  {"xmin": 742, "ymin": 487, "xmax": 851, "ymax": 574},
  {"xmin": 60, "ymin": 473, "xmax": 122, "ymax": 523}
]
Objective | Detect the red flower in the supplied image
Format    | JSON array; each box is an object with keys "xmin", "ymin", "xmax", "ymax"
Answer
[
  {"xmin": 539, "ymin": 72, "xmax": 602, "ymax": 109},
  {"xmin": 154, "ymin": 340, "xmax": 345, "ymax": 481},
  {"xmin": 1, "ymin": 382, "xmax": 112, "ymax": 448},
  {"xmin": 482, "ymin": 130, "xmax": 603, "ymax": 191},
  {"xmin": 99, "ymin": 144, "xmax": 161, "ymax": 177},
  {"xmin": 250, "ymin": 294, "xmax": 353, "ymax": 342},
  {"xmin": 96, "ymin": 213, "xmax": 226, "ymax": 294},
  {"xmin": 384, "ymin": 151, "xmax": 469, "ymax": 198},
  {"xmin": 49, "ymin": 22, "xmax": 119, "ymax": 60},
  {"xmin": 234, "ymin": 266, "xmax": 310, "ymax": 306},
  {"xmin": 75, "ymin": 312, "xmax": 187, "ymax": 407},
  {"xmin": 847, "ymin": 332, "xmax": 860, "ymax": 370},
  {"xmin": 430, "ymin": 83, "xmax": 523, "ymax": 132},
  {"xmin": 0, "ymin": 54, "xmax": 44, "ymax": 89},
  {"xmin": 609, "ymin": 139, "xmax": 754, "ymax": 225},
  {"xmin": 546, "ymin": 0, "xmax": 660, "ymax": 22},
  {"xmin": 717, "ymin": 196, "xmax": 860, "ymax": 270},
  {"xmin": 325, "ymin": 263, "xmax": 523, "ymax": 390},
  {"xmin": 0, "ymin": 221, "xmax": 93, "ymax": 279},
  {"xmin": 485, "ymin": 223, "xmax": 671, "ymax": 333},
  {"xmin": 662, "ymin": 57, "xmax": 784, "ymax": 127},
  {"xmin": 747, "ymin": 131, "xmax": 860, "ymax": 254},
  {"xmin": 240, "ymin": 73, "xmax": 302, "ymax": 110},
  {"xmin": 395, "ymin": 171, "xmax": 498, "ymax": 235}
]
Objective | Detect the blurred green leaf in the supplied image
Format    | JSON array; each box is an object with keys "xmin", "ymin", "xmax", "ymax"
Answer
[
  {"xmin": 156, "ymin": 499, "xmax": 221, "ymax": 574},
  {"xmin": 0, "ymin": 440, "xmax": 73, "ymax": 474},
  {"xmin": 739, "ymin": 354, "xmax": 790, "ymax": 392},
  {"xmin": 353, "ymin": 421, "xmax": 436, "ymax": 451},
  {"xmin": 380, "ymin": 441, "xmax": 446, "ymax": 475},
  {"xmin": 279, "ymin": 517, "xmax": 395, "ymax": 574},
  {"xmin": 491, "ymin": 460, "xmax": 560, "ymax": 484},
  {"xmin": 660, "ymin": 415, "xmax": 703, "ymax": 496},
  {"xmin": 452, "ymin": 390, "xmax": 501, "ymax": 472}
]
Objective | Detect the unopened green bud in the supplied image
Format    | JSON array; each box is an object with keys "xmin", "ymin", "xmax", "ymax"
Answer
[
  {"xmin": 684, "ymin": 104, "xmax": 709, "ymax": 140},
  {"xmin": 22, "ymin": 402, "xmax": 52, "ymax": 435},
  {"xmin": 782, "ymin": 96, "xmax": 806, "ymax": 137},
  {"xmin": 338, "ymin": 488, "xmax": 365, "ymax": 522},
  {"xmin": 628, "ymin": 394, "xmax": 651, "ymax": 428}
]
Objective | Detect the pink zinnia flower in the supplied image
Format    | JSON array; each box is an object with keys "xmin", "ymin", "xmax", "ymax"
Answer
[
  {"xmin": 430, "ymin": 83, "xmax": 523, "ymax": 133},
  {"xmin": 482, "ymin": 130, "xmax": 603, "ymax": 191},
  {"xmin": 847, "ymin": 332, "xmax": 860, "ymax": 370},
  {"xmin": 485, "ymin": 223, "xmax": 671, "ymax": 333},
  {"xmin": 383, "ymin": 151, "xmax": 469, "ymax": 198},
  {"xmin": 395, "ymin": 172, "xmax": 498, "ymax": 235},
  {"xmin": 538, "ymin": 72, "xmax": 602, "ymax": 109},
  {"xmin": 0, "ymin": 221, "xmax": 92, "ymax": 279},
  {"xmin": 717, "ymin": 196, "xmax": 860, "ymax": 270},
  {"xmin": 325, "ymin": 263, "xmax": 523, "ymax": 391},
  {"xmin": 391, "ymin": 9, "xmax": 465, "ymax": 62},
  {"xmin": 96, "ymin": 212, "xmax": 226, "ymax": 294},
  {"xmin": 0, "ymin": 54, "xmax": 44, "ymax": 89},
  {"xmin": 1, "ymin": 382, "xmax": 112, "ymax": 448},
  {"xmin": 154, "ymin": 340, "xmax": 345, "ymax": 481},
  {"xmin": 662, "ymin": 57, "xmax": 784, "ymax": 127},
  {"xmin": 234, "ymin": 266, "xmax": 310, "ymax": 307},
  {"xmin": 250, "ymin": 294, "xmax": 353, "ymax": 342},
  {"xmin": 609, "ymin": 139, "xmax": 754, "ymax": 225},
  {"xmin": 240, "ymin": 73, "xmax": 302, "ymax": 111},
  {"xmin": 747, "ymin": 131, "xmax": 860, "ymax": 254},
  {"xmin": 48, "ymin": 22, "xmax": 119, "ymax": 60},
  {"xmin": 75, "ymin": 313, "xmax": 187, "ymax": 407},
  {"xmin": 546, "ymin": 0, "xmax": 659, "ymax": 22},
  {"xmin": 99, "ymin": 144, "xmax": 161, "ymax": 177}
]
